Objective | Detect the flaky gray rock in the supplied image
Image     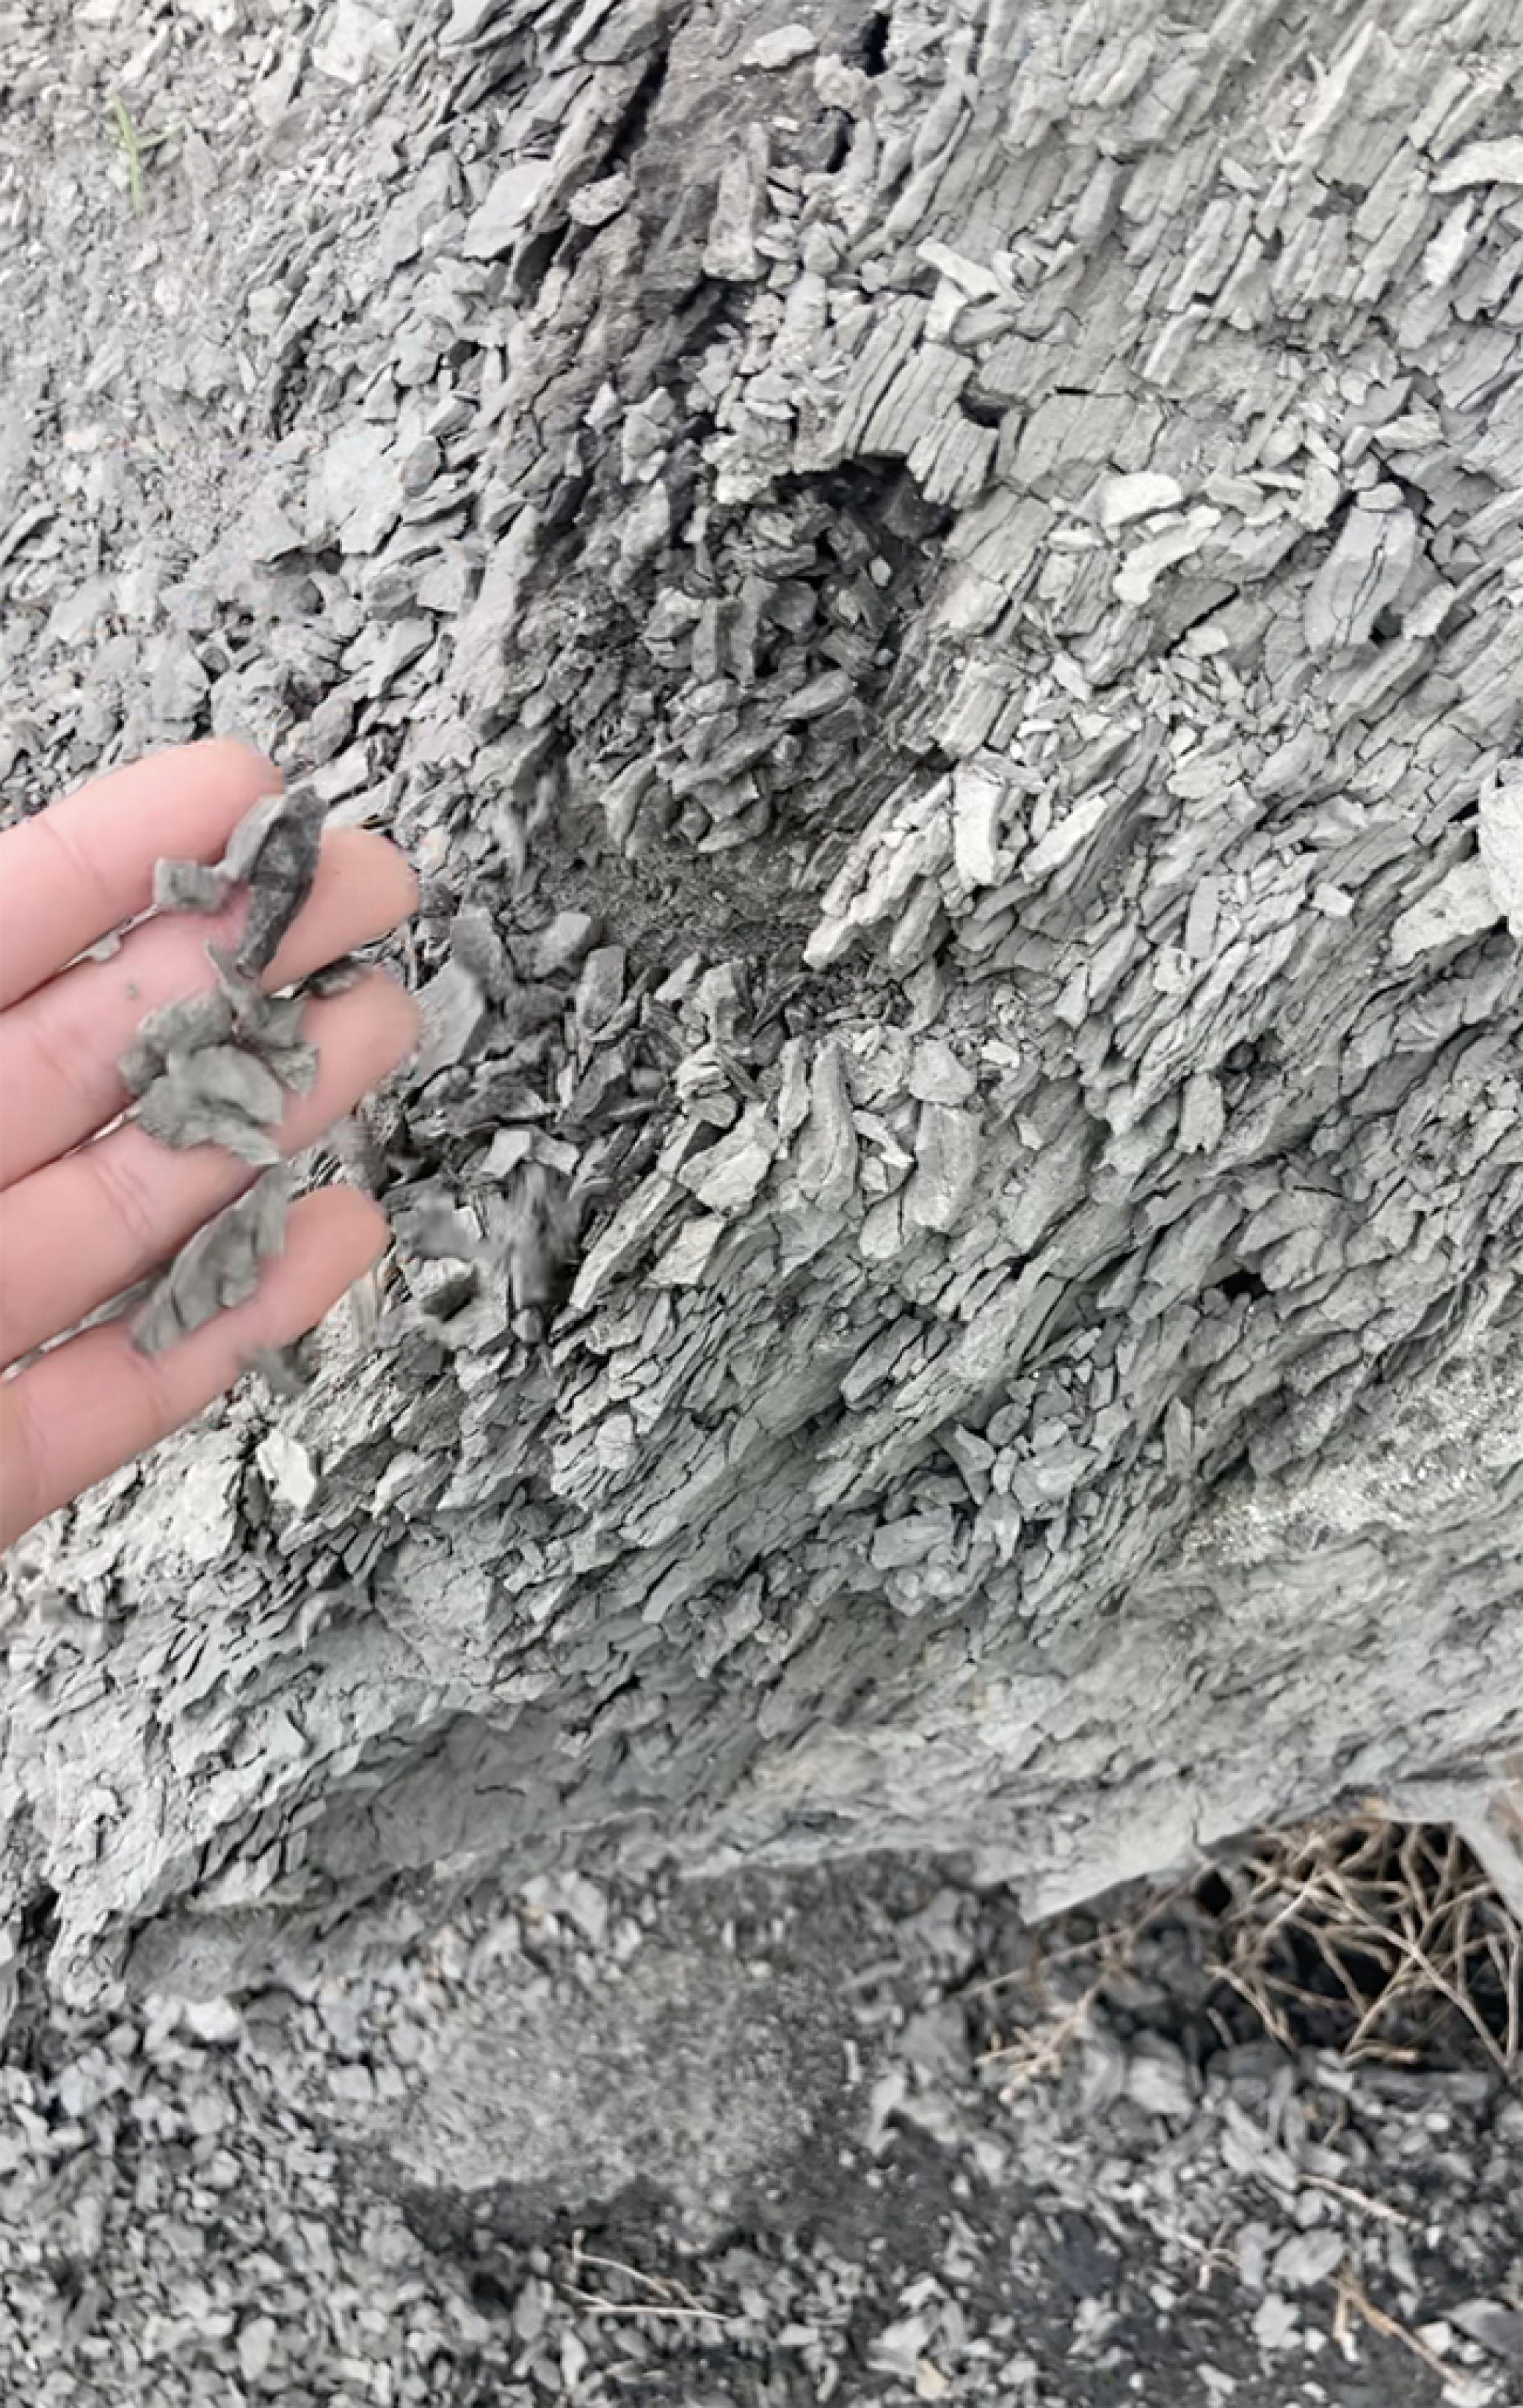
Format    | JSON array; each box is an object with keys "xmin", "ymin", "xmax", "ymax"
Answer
[{"xmin": 7, "ymin": 0, "xmax": 1523, "ymax": 2008}]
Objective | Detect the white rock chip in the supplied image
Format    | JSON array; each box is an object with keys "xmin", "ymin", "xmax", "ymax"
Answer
[
  {"xmin": 908, "ymin": 1040, "xmax": 975, "ymax": 1107},
  {"xmin": 256, "ymin": 1428, "xmax": 318, "ymax": 1517},
  {"xmin": 904, "ymin": 1105, "xmax": 981, "ymax": 1233},
  {"xmin": 463, "ymin": 159, "xmax": 553, "ymax": 258},
  {"xmin": 679, "ymin": 1108, "xmax": 776, "ymax": 1216},
  {"xmin": 1432, "ymin": 138, "xmax": 1523, "ymax": 193},
  {"xmin": 1477, "ymin": 764, "xmax": 1523, "ymax": 939},
  {"xmin": 1098, "ymin": 471, "xmax": 1184, "ymax": 532},
  {"xmin": 1303, "ymin": 501, "xmax": 1417, "ymax": 653},
  {"xmin": 950, "ymin": 761, "xmax": 1005, "ymax": 888},
  {"xmin": 1388, "ymin": 856, "xmax": 1501, "ymax": 966},
  {"xmin": 312, "ymin": 0, "xmax": 400, "ymax": 82},
  {"xmin": 743, "ymin": 23, "xmax": 818, "ymax": 68}
]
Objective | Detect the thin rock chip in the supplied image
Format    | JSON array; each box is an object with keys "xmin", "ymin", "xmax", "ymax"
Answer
[
  {"xmin": 228, "ymin": 782, "xmax": 329, "ymax": 976},
  {"xmin": 221, "ymin": 973, "xmax": 320, "ymax": 1091},
  {"xmin": 135, "ymin": 1045, "xmax": 288, "ymax": 1164},
  {"xmin": 121, "ymin": 958, "xmax": 318, "ymax": 1142},
  {"xmin": 219, "ymin": 787, "xmax": 293, "ymax": 884},
  {"xmin": 221, "ymin": 973, "xmax": 306, "ymax": 1049},
  {"xmin": 260, "ymin": 1042, "xmax": 320, "ymax": 1097},
  {"xmin": 117, "ymin": 988, "xmax": 236, "ymax": 1094},
  {"xmin": 132, "ymin": 1169, "xmax": 289, "ymax": 1355},
  {"xmin": 154, "ymin": 859, "xmax": 230, "ymax": 914},
  {"xmin": 151, "ymin": 781, "xmax": 329, "ymax": 978}
]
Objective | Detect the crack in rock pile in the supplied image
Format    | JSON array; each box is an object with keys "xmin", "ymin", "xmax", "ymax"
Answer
[{"xmin": 6, "ymin": 0, "xmax": 1523, "ymax": 2018}]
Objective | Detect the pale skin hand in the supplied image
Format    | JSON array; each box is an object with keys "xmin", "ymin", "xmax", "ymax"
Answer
[{"xmin": 0, "ymin": 740, "xmax": 420, "ymax": 1549}]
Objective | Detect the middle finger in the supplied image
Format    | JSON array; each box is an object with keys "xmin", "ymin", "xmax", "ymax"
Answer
[
  {"xmin": 0, "ymin": 971, "xmax": 418, "ymax": 1366},
  {"xmin": 0, "ymin": 829, "xmax": 418, "ymax": 1188}
]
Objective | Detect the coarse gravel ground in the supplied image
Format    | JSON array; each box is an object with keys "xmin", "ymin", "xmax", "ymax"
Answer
[{"xmin": 1, "ymin": 1851, "xmax": 1522, "ymax": 2407}]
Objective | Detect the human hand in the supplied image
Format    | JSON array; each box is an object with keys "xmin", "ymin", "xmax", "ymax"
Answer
[{"xmin": 0, "ymin": 740, "xmax": 419, "ymax": 1548}]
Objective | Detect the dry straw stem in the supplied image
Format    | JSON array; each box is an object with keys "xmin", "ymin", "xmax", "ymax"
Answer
[
  {"xmin": 564, "ymin": 2237, "xmax": 737, "ymax": 2328},
  {"xmin": 1209, "ymin": 1817, "xmax": 1522, "ymax": 2076},
  {"xmin": 975, "ymin": 1816, "xmax": 1521, "ymax": 2096},
  {"xmin": 106, "ymin": 94, "xmax": 176, "ymax": 213},
  {"xmin": 1334, "ymin": 2266, "xmax": 1489, "ymax": 2402},
  {"xmin": 973, "ymin": 1879, "xmax": 1196, "ymax": 2098}
]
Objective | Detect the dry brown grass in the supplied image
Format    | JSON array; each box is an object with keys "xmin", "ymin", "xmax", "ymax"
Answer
[
  {"xmin": 1207, "ymin": 1815, "xmax": 1521, "ymax": 2075},
  {"xmin": 973, "ymin": 1879, "xmax": 1193, "ymax": 2096},
  {"xmin": 974, "ymin": 1815, "xmax": 1522, "ymax": 2091}
]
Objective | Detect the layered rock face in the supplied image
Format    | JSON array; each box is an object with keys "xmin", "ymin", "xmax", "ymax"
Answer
[{"xmin": 5, "ymin": 0, "xmax": 1523, "ymax": 2001}]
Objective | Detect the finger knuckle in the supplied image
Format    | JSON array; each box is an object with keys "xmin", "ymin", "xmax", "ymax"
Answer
[
  {"xmin": 0, "ymin": 1381, "xmax": 49, "ymax": 1548},
  {"xmin": 88, "ymin": 1137, "xmax": 172, "ymax": 1277}
]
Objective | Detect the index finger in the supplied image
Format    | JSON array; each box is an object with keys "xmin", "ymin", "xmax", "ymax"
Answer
[{"xmin": 0, "ymin": 740, "xmax": 280, "ymax": 1010}]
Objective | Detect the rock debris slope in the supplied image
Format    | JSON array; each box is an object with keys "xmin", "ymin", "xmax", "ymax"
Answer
[{"xmin": 4, "ymin": 0, "xmax": 1523, "ymax": 2001}]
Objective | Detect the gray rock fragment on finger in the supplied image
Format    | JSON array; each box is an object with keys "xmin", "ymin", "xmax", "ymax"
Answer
[
  {"xmin": 150, "ymin": 782, "xmax": 329, "ymax": 978},
  {"xmin": 131, "ymin": 1169, "xmax": 289, "ymax": 1355},
  {"xmin": 222, "ymin": 975, "xmax": 306, "ymax": 1049},
  {"xmin": 222, "ymin": 974, "xmax": 321, "ymax": 1092},
  {"xmin": 230, "ymin": 782, "xmax": 329, "ymax": 975},
  {"xmin": 153, "ymin": 859, "xmax": 231, "ymax": 914},
  {"xmin": 120, "ymin": 951, "xmax": 318, "ymax": 1160},
  {"xmin": 260, "ymin": 1039, "xmax": 319, "ymax": 1096},
  {"xmin": 117, "ymin": 988, "xmax": 236, "ymax": 1094},
  {"xmin": 135, "ymin": 1045, "xmax": 288, "ymax": 1164}
]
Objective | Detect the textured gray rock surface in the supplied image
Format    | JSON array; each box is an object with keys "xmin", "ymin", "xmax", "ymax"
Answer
[{"xmin": 5, "ymin": 0, "xmax": 1523, "ymax": 2007}]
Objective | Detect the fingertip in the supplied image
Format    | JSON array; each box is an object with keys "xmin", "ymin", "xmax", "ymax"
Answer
[
  {"xmin": 260, "ymin": 829, "xmax": 420, "ymax": 990},
  {"xmin": 382, "ymin": 839, "xmax": 421, "ymax": 920},
  {"xmin": 116, "ymin": 737, "xmax": 283, "ymax": 830},
  {"xmin": 189, "ymin": 735, "xmax": 282, "ymax": 791},
  {"xmin": 358, "ymin": 964, "xmax": 424, "ymax": 1063},
  {"xmin": 299, "ymin": 1180, "xmax": 390, "ymax": 1271},
  {"xmin": 0, "ymin": 1178, "xmax": 395, "ymax": 1546}
]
